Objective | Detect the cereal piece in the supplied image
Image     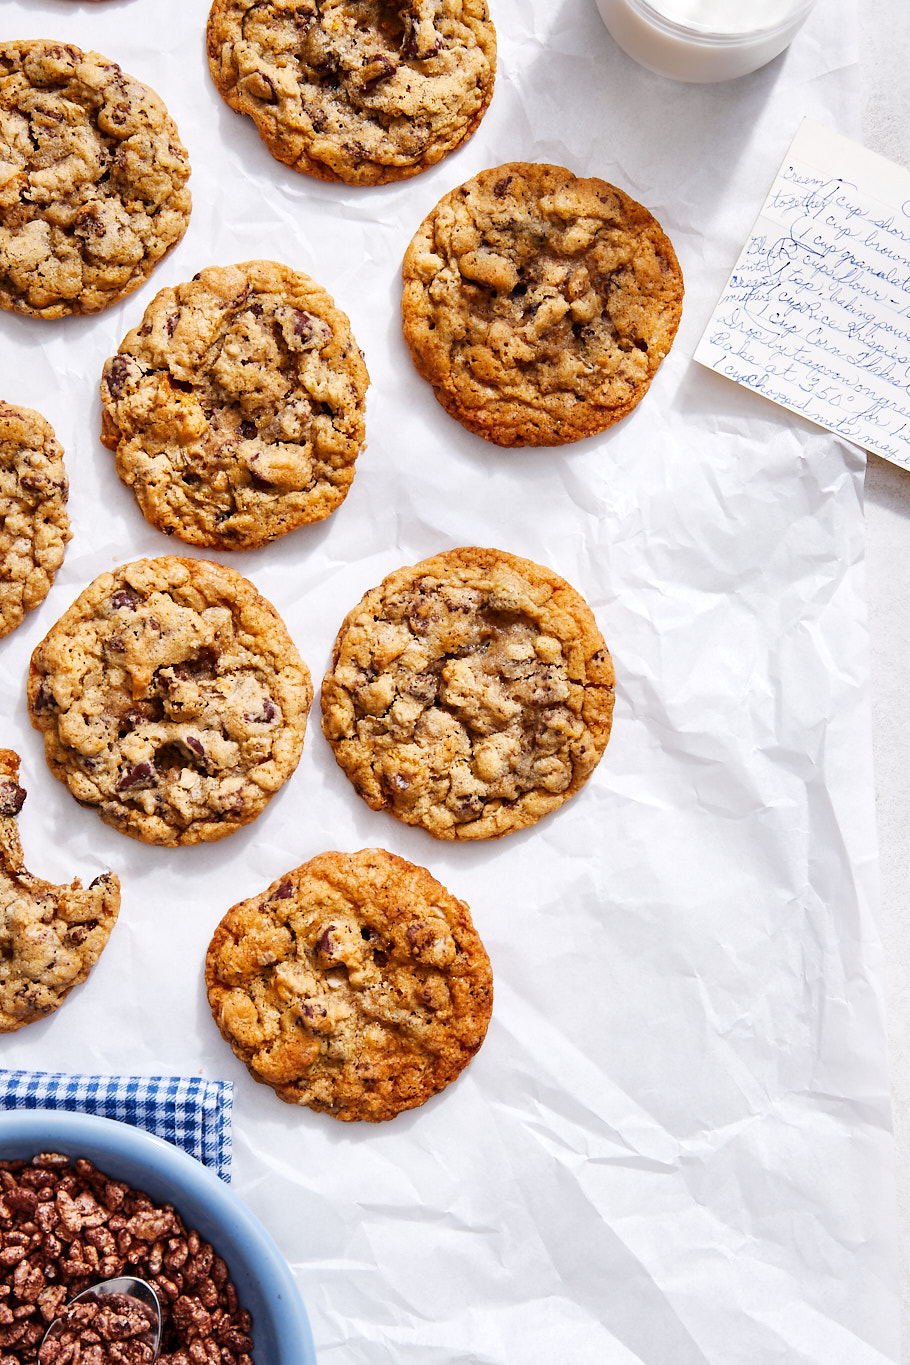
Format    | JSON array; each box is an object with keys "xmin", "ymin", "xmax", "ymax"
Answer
[
  {"xmin": 27, "ymin": 557, "xmax": 312, "ymax": 846},
  {"xmin": 0, "ymin": 749, "xmax": 119, "ymax": 1032},
  {"xmin": 100, "ymin": 261, "xmax": 369, "ymax": 550},
  {"xmin": 0, "ymin": 39, "xmax": 191, "ymax": 319},
  {"xmin": 321, "ymin": 546, "xmax": 614, "ymax": 839},
  {"xmin": 206, "ymin": 847, "xmax": 493, "ymax": 1121},
  {"xmin": 205, "ymin": 0, "xmax": 496, "ymax": 186},
  {"xmin": 0, "ymin": 402, "xmax": 71, "ymax": 640},
  {"xmin": 401, "ymin": 161, "xmax": 684, "ymax": 445}
]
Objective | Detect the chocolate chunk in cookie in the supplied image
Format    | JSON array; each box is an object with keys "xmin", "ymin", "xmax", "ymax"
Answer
[
  {"xmin": 0, "ymin": 749, "xmax": 120, "ymax": 1032},
  {"xmin": 401, "ymin": 161, "xmax": 684, "ymax": 446},
  {"xmin": 321, "ymin": 546, "xmax": 615, "ymax": 839},
  {"xmin": 205, "ymin": 847, "xmax": 493, "ymax": 1121},
  {"xmin": 0, "ymin": 40, "xmax": 191, "ymax": 318},
  {"xmin": 99, "ymin": 261, "xmax": 369, "ymax": 551},
  {"xmin": 0, "ymin": 402, "xmax": 71, "ymax": 640},
  {"xmin": 206, "ymin": 0, "xmax": 496, "ymax": 186},
  {"xmin": 27, "ymin": 557, "xmax": 312, "ymax": 846}
]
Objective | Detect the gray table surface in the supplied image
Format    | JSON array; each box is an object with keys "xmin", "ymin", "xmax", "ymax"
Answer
[{"xmin": 859, "ymin": 2, "xmax": 910, "ymax": 1357}]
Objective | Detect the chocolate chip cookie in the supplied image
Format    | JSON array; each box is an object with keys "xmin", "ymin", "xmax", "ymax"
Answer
[
  {"xmin": 205, "ymin": 847, "xmax": 493, "ymax": 1121},
  {"xmin": 401, "ymin": 162, "xmax": 684, "ymax": 446},
  {"xmin": 0, "ymin": 40, "xmax": 191, "ymax": 319},
  {"xmin": 99, "ymin": 261, "xmax": 369, "ymax": 551},
  {"xmin": 27, "ymin": 557, "xmax": 312, "ymax": 846},
  {"xmin": 0, "ymin": 402, "xmax": 71, "ymax": 640},
  {"xmin": 321, "ymin": 546, "xmax": 614, "ymax": 839},
  {"xmin": 0, "ymin": 749, "xmax": 120, "ymax": 1032},
  {"xmin": 206, "ymin": 0, "xmax": 496, "ymax": 186}
]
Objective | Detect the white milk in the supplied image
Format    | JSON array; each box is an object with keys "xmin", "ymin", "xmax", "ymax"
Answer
[{"xmin": 594, "ymin": 0, "xmax": 816, "ymax": 82}]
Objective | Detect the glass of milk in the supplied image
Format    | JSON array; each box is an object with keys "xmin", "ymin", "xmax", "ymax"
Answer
[{"xmin": 594, "ymin": 0, "xmax": 817, "ymax": 82}]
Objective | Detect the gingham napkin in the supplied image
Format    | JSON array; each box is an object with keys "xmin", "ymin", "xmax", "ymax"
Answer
[{"xmin": 0, "ymin": 1070, "xmax": 233, "ymax": 1181}]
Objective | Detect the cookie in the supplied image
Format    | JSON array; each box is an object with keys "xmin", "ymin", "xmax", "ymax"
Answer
[
  {"xmin": 205, "ymin": 847, "xmax": 493, "ymax": 1121},
  {"xmin": 401, "ymin": 161, "xmax": 684, "ymax": 446},
  {"xmin": 321, "ymin": 546, "xmax": 614, "ymax": 839},
  {"xmin": 99, "ymin": 261, "xmax": 369, "ymax": 551},
  {"xmin": 0, "ymin": 402, "xmax": 71, "ymax": 640},
  {"xmin": 205, "ymin": 0, "xmax": 496, "ymax": 187},
  {"xmin": 27, "ymin": 557, "xmax": 312, "ymax": 846},
  {"xmin": 0, "ymin": 40, "xmax": 191, "ymax": 319},
  {"xmin": 0, "ymin": 749, "xmax": 120, "ymax": 1032}
]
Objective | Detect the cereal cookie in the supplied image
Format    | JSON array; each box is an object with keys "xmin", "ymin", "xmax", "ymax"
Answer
[
  {"xmin": 0, "ymin": 40, "xmax": 191, "ymax": 319},
  {"xmin": 27, "ymin": 557, "xmax": 312, "ymax": 846},
  {"xmin": 0, "ymin": 402, "xmax": 71, "ymax": 640},
  {"xmin": 321, "ymin": 546, "xmax": 614, "ymax": 839},
  {"xmin": 401, "ymin": 162, "xmax": 684, "ymax": 446},
  {"xmin": 100, "ymin": 261, "xmax": 369, "ymax": 550},
  {"xmin": 0, "ymin": 749, "xmax": 120, "ymax": 1032},
  {"xmin": 206, "ymin": 0, "xmax": 496, "ymax": 186},
  {"xmin": 206, "ymin": 848, "xmax": 493, "ymax": 1121}
]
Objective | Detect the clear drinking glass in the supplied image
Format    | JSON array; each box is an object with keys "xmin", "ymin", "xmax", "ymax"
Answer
[{"xmin": 594, "ymin": 0, "xmax": 817, "ymax": 83}]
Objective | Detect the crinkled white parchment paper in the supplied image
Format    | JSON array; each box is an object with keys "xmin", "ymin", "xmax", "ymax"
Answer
[{"xmin": 0, "ymin": 1, "xmax": 899, "ymax": 1361}]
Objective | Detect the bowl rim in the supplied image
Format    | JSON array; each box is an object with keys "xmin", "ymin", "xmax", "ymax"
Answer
[{"xmin": 0, "ymin": 1108, "xmax": 316, "ymax": 1364}]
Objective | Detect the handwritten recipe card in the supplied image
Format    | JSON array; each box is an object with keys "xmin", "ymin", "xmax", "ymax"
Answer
[{"xmin": 695, "ymin": 118, "xmax": 910, "ymax": 469}]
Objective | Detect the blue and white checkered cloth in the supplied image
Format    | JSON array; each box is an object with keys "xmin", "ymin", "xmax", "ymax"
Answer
[{"xmin": 0, "ymin": 1070, "xmax": 233, "ymax": 1182}]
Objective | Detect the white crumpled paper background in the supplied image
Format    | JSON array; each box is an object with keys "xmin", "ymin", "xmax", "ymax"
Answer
[{"xmin": 0, "ymin": 0, "xmax": 899, "ymax": 1361}]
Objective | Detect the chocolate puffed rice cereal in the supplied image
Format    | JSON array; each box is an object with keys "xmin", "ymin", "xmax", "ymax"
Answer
[{"xmin": 0, "ymin": 1152, "xmax": 253, "ymax": 1364}]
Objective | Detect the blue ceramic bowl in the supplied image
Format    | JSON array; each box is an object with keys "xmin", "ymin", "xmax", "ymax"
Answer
[{"xmin": 0, "ymin": 1109, "xmax": 316, "ymax": 1364}]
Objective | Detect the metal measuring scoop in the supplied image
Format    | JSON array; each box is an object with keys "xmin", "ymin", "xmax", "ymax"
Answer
[{"xmin": 40, "ymin": 1276, "xmax": 162, "ymax": 1362}]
